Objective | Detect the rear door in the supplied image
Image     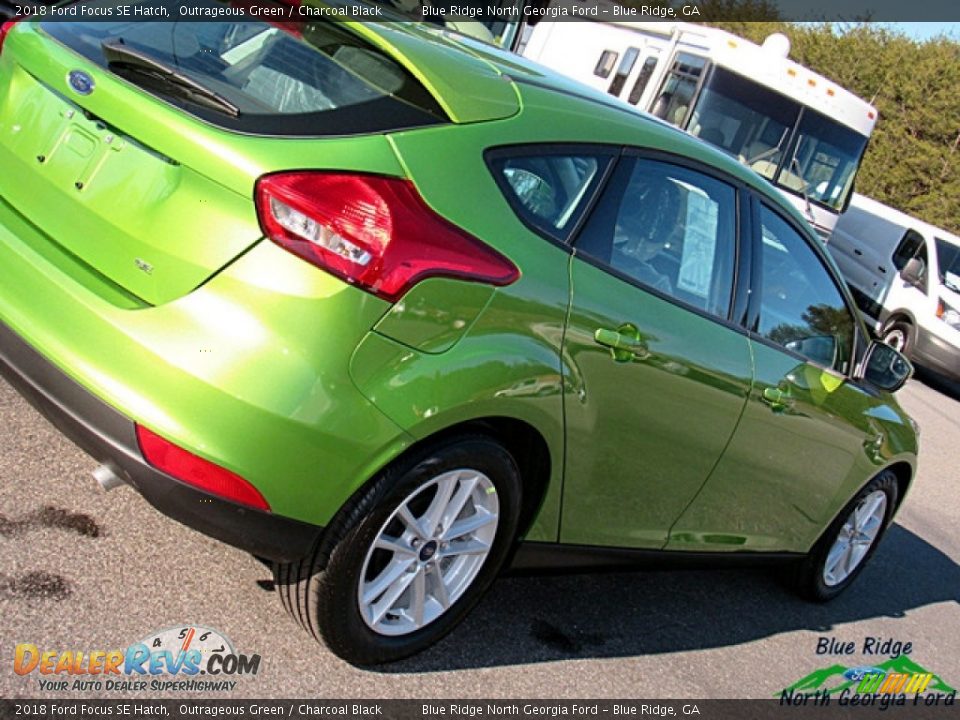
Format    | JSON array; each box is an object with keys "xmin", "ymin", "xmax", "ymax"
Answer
[{"xmin": 560, "ymin": 152, "xmax": 753, "ymax": 549}]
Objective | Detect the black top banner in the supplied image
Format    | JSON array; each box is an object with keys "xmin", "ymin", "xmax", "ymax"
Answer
[{"xmin": 5, "ymin": 0, "xmax": 960, "ymax": 23}]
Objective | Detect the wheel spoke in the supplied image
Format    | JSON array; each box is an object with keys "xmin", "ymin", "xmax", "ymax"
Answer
[
  {"xmin": 842, "ymin": 542, "xmax": 858, "ymax": 575},
  {"xmin": 824, "ymin": 538, "xmax": 848, "ymax": 583},
  {"xmin": 443, "ymin": 509, "xmax": 496, "ymax": 540},
  {"xmin": 362, "ymin": 557, "xmax": 415, "ymax": 606},
  {"xmin": 441, "ymin": 474, "xmax": 480, "ymax": 533},
  {"xmin": 421, "ymin": 472, "xmax": 459, "ymax": 538},
  {"xmin": 860, "ymin": 516, "xmax": 882, "ymax": 542},
  {"xmin": 409, "ymin": 569, "xmax": 426, "ymax": 628},
  {"xmin": 369, "ymin": 568, "xmax": 418, "ymax": 627},
  {"xmin": 375, "ymin": 535, "xmax": 415, "ymax": 556},
  {"xmin": 396, "ymin": 504, "xmax": 423, "ymax": 537},
  {"xmin": 856, "ymin": 494, "xmax": 884, "ymax": 529},
  {"xmin": 429, "ymin": 565, "xmax": 451, "ymax": 609},
  {"xmin": 440, "ymin": 539, "xmax": 490, "ymax": 558}
]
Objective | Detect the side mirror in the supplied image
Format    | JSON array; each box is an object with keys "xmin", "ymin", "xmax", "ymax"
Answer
[
  {"xmin": 900, "ymin": 257, "xmax": 924, "ymax": 287},
  {"xmin": 858, "ymin": 340, "xmax": 913, "ymax": 393}
]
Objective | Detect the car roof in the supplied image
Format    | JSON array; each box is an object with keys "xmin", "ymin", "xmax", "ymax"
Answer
[{"xmin": 356, "ymin": 19, "xmax": 815, "ymax": 235}]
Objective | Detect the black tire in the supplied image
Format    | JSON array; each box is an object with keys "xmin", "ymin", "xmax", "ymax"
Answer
[
  {"xmin": 795, "ymin": 470, "xmax": 898, "ymax": 602},
  {"xmin": 881, "ymin": 319, "xmax": 914, "ymax": 358},
  {"xmin": 273, "ymin": 435, "xmax": 521, "ymax": 665}
]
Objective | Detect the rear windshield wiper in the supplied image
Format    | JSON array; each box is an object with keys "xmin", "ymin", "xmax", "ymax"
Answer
[{"xmin": 101, "ymin": 39, "xmax": 240, "ymax": 118}]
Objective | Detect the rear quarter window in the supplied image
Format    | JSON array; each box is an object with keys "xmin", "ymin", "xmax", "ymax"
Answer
[
  {"xmin": 42, "ymin": 3, "xmax": 448, "ymax": 136},
  {"xmin": 487, "ymin": 146, "xmax": 615, "ymax": 243}
]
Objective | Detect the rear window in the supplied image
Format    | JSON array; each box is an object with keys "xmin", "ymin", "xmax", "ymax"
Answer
[{"xmin": 42, "ymin": 1, "xmax": 448, "ymax": 136}]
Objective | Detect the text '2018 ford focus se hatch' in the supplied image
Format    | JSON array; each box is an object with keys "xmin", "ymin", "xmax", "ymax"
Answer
[{"xmin": 0, "ymin": 5, "xmax": 917, "ymax": 664}]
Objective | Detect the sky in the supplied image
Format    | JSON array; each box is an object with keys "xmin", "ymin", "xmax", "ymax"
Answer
[{"xmin": 883, "ymin": 22, "xmax": 960, "ymax": 41}]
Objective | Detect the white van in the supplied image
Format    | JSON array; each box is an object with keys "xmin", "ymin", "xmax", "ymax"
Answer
[{"xmin": 828, "ymin": 194, "xmax": 960, "ymax": 382}]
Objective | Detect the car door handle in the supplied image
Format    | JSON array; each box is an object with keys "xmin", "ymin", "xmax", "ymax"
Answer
[
  {"xmin": 761, "ymin": 386, "xmax": 795, "ymax": 412},
  {"xmin": 594, "ymin": 325, "xmax": 649, "ymax": 362}
]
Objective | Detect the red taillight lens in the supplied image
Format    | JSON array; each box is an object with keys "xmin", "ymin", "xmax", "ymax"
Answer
[
  {"xmin": 0, "ymin": 20, "xmax": 19, "ymax": 55},
  {"xmin": 136, "ymin": 425, "xmax": 270, "ymax": 512},
  {"xmin": 255, "ymin": 172, "xmax": 520, "ymax": 302}
]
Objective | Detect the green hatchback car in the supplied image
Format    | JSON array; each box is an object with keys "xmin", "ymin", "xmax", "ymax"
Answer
[{"xmin": 0, "ymin": 6, "xmax": 917, "ymax": 665}]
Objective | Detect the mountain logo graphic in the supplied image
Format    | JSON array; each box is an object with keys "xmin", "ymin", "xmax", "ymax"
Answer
[{"xmin": 780, "ymin": 655, "xmax": 956, "ymax": 696}]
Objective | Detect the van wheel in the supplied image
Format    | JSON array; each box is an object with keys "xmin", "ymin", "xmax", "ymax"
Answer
[
  {"xmin": 793, "ymin": 470, "xmax": 898, "ymax": 602},
  {"xmin": 273, "ymin": 436, "xmax": 521, "ymax": 665},
  {"xmin": 882, "ymin": 320, "xmax": 913, "ymax": 356}
]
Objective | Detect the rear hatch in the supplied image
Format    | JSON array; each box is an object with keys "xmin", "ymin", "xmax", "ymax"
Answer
[{"xmin": 0, "ymin": 6, "xmax": 518, "ymax": 306}]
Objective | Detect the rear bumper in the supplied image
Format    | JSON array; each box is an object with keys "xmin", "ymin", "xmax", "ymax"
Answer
[{"xmin": 0, "ymin": 319, "xmax": 324, "ymax": 562}]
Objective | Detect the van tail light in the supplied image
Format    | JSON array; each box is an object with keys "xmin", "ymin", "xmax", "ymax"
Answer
[
  {"xmin": 136, "ymin": 425, "xmax": 270, "ymax": 512},
  {"xmin": 0, "ymin": 20, "xmax": 19, "ymax": 55},
  {"xmin": 255, "ymin": 172, "xmax": 520, "ymax": 302}
]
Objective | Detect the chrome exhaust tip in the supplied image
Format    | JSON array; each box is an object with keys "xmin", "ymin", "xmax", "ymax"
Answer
[{"xmin": 92, "ymin": 462, "xmax": 125, "ymax": 491}]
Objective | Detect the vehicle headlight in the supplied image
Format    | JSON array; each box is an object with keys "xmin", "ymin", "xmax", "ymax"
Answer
[{"xmin": 937, "ymin": 299, "xmax": 960, "ymax": 330}]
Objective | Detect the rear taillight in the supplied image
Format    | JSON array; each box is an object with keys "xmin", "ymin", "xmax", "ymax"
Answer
[
  {"xmin": 255, "ymin": 172, "xmax": 520, "ymax": 302},
  {"xmin": 136, "ymin": 425, "xmax": 270, "ymax": 512},
  {"xmin": 0, "ymin": 20, "xmax": 19, "ymax": 55}
]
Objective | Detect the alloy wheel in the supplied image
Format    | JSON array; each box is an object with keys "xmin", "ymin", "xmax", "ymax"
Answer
[
  {"xmin": 822, "ymin": 490, "xmax": 887, "ymax": 587},
  {"xmin": 357, "ymin": 468, "xmax": 500, "ymax": 636}
]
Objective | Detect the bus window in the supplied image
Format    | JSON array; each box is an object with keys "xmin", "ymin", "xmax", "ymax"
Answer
[
  {"xmin": 627, "ymin": 56, "xmax": 659, "ymax": 105},
  {"xmin": 780, "ymin": 109, "xmax": 869, "ymax": 211},
  {"xmin": 608, "ymin": 47, "xmax": 640, "ymax": 96},
  {"xmin": 650, "ymin": 53, "xmax": 706, "ymax": 127},
  {"xmin": 687, "ymin": 66, "xmax": 799, "ymax": 178},
  {"xmin": 594, "ymin": 50, "xmax": 619, "ymax": 79}
]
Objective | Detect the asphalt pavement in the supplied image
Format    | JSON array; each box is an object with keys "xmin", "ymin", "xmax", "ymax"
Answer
[{"xmin": 1, "ymin": 372, "xmax": 957, "ymax": 699}]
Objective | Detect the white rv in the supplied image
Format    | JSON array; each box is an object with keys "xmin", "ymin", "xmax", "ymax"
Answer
[
  {"xmin": 513, "ymin": 13, "xmax": 878, "ymax": 239},
  {"xmin": 828, "ymin": 194, "xmax": 960, "ymax": 382}
]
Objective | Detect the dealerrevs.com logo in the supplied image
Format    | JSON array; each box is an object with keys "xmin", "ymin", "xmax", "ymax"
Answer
[{"xmin": 14, "ymin": 625, "xmax": 260, "ymax": 692}]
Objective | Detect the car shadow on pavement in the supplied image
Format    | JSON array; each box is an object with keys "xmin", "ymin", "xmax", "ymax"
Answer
[{"xmin": 378, "ymin": 524, "xmax": 959, "ymax": 672}]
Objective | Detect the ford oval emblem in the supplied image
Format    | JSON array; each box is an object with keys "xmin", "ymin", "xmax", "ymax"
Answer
[
  {"xmin": 843, "ymin": 666, "xmax": 885, "ymax": 682},
  {"xmin": 67, "ymin": 70, "xmax": 95, "ymax": 96}
]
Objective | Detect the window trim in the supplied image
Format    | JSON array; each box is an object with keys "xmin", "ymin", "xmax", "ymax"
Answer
[
  {"xmin": 569, "ymin": 148, "xmax": 749, "ymax": 329},
  {"xmin": 747, "ymin": 195, "xmax": 871, "ymax": 378},
  {"xmin": 484, "ymin": 143, "xmax": 620, "ymax": 250}
]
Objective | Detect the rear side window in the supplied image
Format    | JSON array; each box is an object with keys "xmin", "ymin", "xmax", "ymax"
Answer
[
  {"xmin": 42, "ymin": 2, "xmax": 447, "ymax": 136},
  {"xmin": 574, "ymin": 157, "xmax": 737, "ymax": 318},
  {"xmin": 487, "ymin": 147, "xmax": 615, "ymax": 242}
]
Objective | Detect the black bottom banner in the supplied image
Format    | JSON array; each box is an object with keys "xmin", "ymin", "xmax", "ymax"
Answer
[{"xmin": 0, "ymin": 698, "xmax": 957, "ymax": 720}]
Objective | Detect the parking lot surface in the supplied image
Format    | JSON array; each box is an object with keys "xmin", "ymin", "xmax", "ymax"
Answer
[{"xmin": 1, "ymin": 373, "xmax": 957, "ymax": 699}]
